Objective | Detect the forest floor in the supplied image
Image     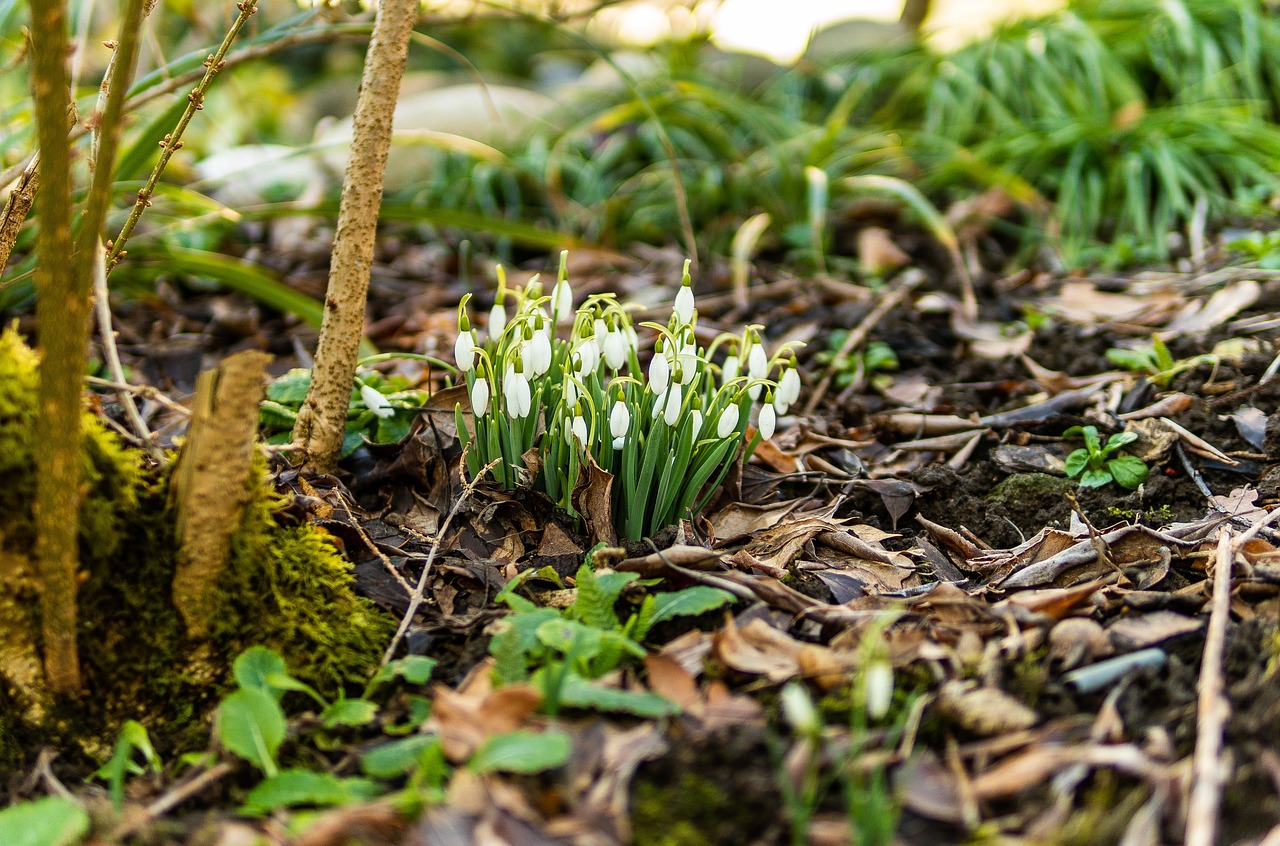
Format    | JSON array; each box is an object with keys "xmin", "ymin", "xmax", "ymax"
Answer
[{"xmin": 21, "ymin": 221, "xmax": 1280, "ymax": 845}]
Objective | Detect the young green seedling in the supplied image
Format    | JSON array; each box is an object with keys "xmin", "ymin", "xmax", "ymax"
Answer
[{"xmin": 1062, "ymin": 425, "xmax": 1149, "ymax": 489}]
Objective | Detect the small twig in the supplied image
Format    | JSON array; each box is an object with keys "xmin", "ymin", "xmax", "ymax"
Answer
[
  {"xmin": 380, "ymin": 459, "xmax": 496, "ymax": 665},
  {"xmin": 803, "ymin": 269, "xmax": 923, "ymax": 414},
  {"xmin": 91, "ymin": 239, "xmax": 158, "ymax": 456},
  {"xmin": 1185, "ymin": 530, "xmax": 1234, "ymax": 846},
  {"xmin": 335, "ymin": 496, "xmax": 415, "ymax": 597},
  {"xmin": 85, "ymin": 375, "xmax": 190, "ymax": 417},
  {"xmin": 107, "ymin": 0, "xmax": 259, "ymax": 269},
  {"xmin": 116, "ymin": 762, "xmax": 234, "ymax": 839}
]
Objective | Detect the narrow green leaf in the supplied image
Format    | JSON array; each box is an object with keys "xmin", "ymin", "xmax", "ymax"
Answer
[
  {"xmin": 650, "ymin": 587, "xmax": 736, "ymax": 626},
  {"xmin": 468, "ymin": 730, "xmax": 571, "ymax": 774}
]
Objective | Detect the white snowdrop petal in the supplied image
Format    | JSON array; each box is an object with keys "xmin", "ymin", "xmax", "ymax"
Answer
[
  {"xmin": 663, "ymin": 384, "xmax": 683, "ymax": 426},
  {"xmin": 673, "ymin": 284, "xmax": 695, "ymax": 324},
  {"xmin": 360, "ymin": 384, "xmax": 394, "ymax": 419},
  {"xmin": 759, "ymin": 403, "xmax": 776, "ymax": 440},
  {"xmin": 690, "ymin": 410, "xmax": 703, "ymax": 440},
  {"xmin": 717, "ymin": 404, "xmax": 740, "ymax": 439},
  {"xmin": 552, "ymin": 279, "xmax": 574, "ymax": 323},
  {"xmin": 489, "ymin": 304, "xmax": 507, "ymax": 339},
  {"xmin": 530, "ymin": 332, "xmax": 553, "ymax": 376},
  {"xmin": 571, "ymin": 415, "xmax": 588, "ymax": 444},
  {"xmin": 575, "ymin": 341, "xmax": 599, "ymax": 375},
  {"xmin": 649, "ymin": 353, "xmax": 670, "ymax": 394},
  {"xmin": 865, "ymin": 662, "xmax": 894, "ymax": 720},
  {"xmin": 721, "ymin": 355, "xmax": 739, "ymax": 385},
  {"xmin": 603, "ymin": 331, "xmax": 629, "ymax": 370},
  {"xmin": 610, "ymin": 401, "xmax": 630, "ymax": 439},
  {"xmin": 748, "ymin": 382, "xmax": 762, "ymax": 401},
  {"xmin": 748, "ymin": 344, "xmax": 768, "ymax": 380},
  {"xmin": 454, "ymin": 332, "xmax": 476, "ymax": 372},
  {"xmin": 563, "ymin": 379, "xmax": 579, "ymax": 407},
  {"xmin": 780, "ymin": 367, "xmax": 802, "ymax": 405},
  {"xmin": 612, "ymin": 436, "xmax": 626, "ymax": 450},
  {"xmin": 470, "ymin": 378, "xmax": 490, "ymax": 417}
]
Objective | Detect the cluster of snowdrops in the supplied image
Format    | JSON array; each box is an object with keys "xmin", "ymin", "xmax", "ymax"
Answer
[{"xmin": 451, "ymin": 254, "xmax": 801, "ymax": 540}]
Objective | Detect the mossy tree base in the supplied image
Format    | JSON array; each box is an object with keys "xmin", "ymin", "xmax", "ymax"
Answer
[{"xmin": 0, "ymin": 329, "xmax": 393, "ymax": 776}]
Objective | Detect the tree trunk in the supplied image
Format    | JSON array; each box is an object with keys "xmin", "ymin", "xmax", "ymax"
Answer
[{"xmin": 292, "ymin": 0, "xmax": 419, "ymax": 473}]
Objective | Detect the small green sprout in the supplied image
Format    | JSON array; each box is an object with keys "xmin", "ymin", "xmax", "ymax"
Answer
[
  {"xmin": 1062, "ymin": 425, "xmax": 1149, "ymax": 490},
  {"xmin": 1105, "ymin": 334, "xmax": 1215, "ymax": 388},
  {"xmin": 812, "ymin": 334, "xmax": 898, "ymax": 390},
  {"xmin": 1227, "ymin": 230, "xmax": 1280, "ymax": 270}
]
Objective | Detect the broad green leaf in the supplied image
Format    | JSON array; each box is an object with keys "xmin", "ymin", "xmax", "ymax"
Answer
[
  {"xmin": 556, "ymin": 674, "xmax": 678, "ymax": 717},
  {"xmin": 367, "ymin": 655, "xmax": 437, "ymax": 690},
  {"xmin": 360, "ymin": 735, "xmax": 439, "ymax": 779},
  {"xmin": 1080, "ymin": 468, "xmax": 1112, "ymax": 488},
  {"xmin": 320, "ymin": 698, "xmax": 379, "ymax": 729},
  {"xmin": 240, "ymin": 768, "xmax": 381, "ymax": 816},
  {"xmin": 1102, "ymin": 431, "xmax": 1138, "ymax": 452},
  {"xmin": 233, "ymin": 646, "xmax": 288, "ymax": 696},
  {"xmin": 1063, "ymin": 449, "xmax": 1090, "ymax": 478},
  {"xmin": 0, "ymin": 797, "xmax": 90, "ymax": 846},
  {"xmin": 468, "ymin": 730, "xmax": 571, "ymax": 774},
  {"xmin": 1107, "ymin": 456, "xmax": 1150, "ymax": 490},
  {"xmin": 649, "ymin": 587, "xmax": 736, "ymax": 626},
  {"xmin": 265, "ymin": 369, "xmax": 313, "ymax": 405},
  {"xmin": 216, "ymin": 688, "xmax": 287, "ymax": 776}
]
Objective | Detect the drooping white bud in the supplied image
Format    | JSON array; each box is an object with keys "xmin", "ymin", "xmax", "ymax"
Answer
[
  {"xmin": 603, "ymin": 329, "xmax": 629, "ymax": 371},
  {"xmin": 529, "ymin": 329, "xmax": 552, "ymax": 376},
  {"xmin": 489, "ymin": 303, "xmax": 507, "ymax": 340},
  {"xmin": 563, "ymin": 378, "xmax": 580, "ymax": 408},
  {"xmin": 360, "ymin": 384, "xmax": 394, "ymax": 419},
  {"xmin": 717, "ymin": 404, "xmax": 740, "ymax": 439},
  {"xmin": 673, "ymin": 283, "xmax": 695, "ymax": 325},
  {"xmin": 865, "ymin": 662, "xmax": 894, "ymax": 721},
  {"xmin": 574, "ymin": 340, "xmax": 599, "ymax": 375},
  {"xmin": 778, "ymin": 367, "xmax": 801, "ymax": 407},
  {"xmin": 610, "ymin": 400, "xmax": 630, "ymax": 440},
  {"xmin": 677, "ymin": 343, "xmax": 698, "ymax": 384},
  {"xmin": 593, "ymin": 318, "xmax": 609, "ymax": 352},
  {"xmin": 571, "ymin": 413, "xmax": 588, "ymax": 445},
  {"xmin": 552, "ymin": 277, "xmax": 574, "ymax": 324},
  {"xmin": 747, "ymin": 343, "xmax": 768, "ymax": 400},
  {"xmin": 690, "ymin": 409, "xmax": 703, "ymax": 440},
  {"xmin": 649, "ymin": 352, "xmax": 670, "ymax": 395},
  {"xmin": 612, "ymin": 436, "xmax": 626, "ymax": 449},
  {"xmin": 758, "ymin": 401, "xmax": 776, "ymax": 440},
  {"xmin": 663, "ymin": 383, "xmax": 683, "ymax": 426},
  {"xmin": 721, "ymin": 354, "xmax": 739, "ymax": 386},
  {"xmin": 454, "ymin": 331, "xmax": 476, "ymax": 372},
  {"xmin": 470, "ymin": 377, "xmax": 490, "ymax": 417}
]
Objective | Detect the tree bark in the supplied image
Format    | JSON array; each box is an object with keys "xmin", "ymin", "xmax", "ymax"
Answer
[{"xmin": 292, "ymin": 0, "xmax": 418, "ymax": 473}]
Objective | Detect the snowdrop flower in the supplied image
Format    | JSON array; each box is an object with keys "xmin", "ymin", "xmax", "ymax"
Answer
[
  {"xmin": 717, "ymin": 403, "xmax": 740, "ymax": 439},
  {"xmin": 865, "ymin": 661, "xmax": 894, "ymax": 721},
  {"xmin": 690, "ymin": 409, "xmax": 703, "ymax": 440},
  {"xmin": 662, "ymin": 383, "xmax": 683, "ymax": 426},
  {"xmin": 488, "ymin": 302, "xmax": 507, "ymax": 340},
  {"xmin": 570, "ymin": 410, "xmax": 588, "ymax": 445},
  {"xmin": 360, "ymin": 384, "xmax": 394, "ymax": 419},
  {"xmin": 746, "ymin": 342, "xmax": 768, "ymax": 400},
  {"xmin": 603, "ymin": 326, "xmax": 630, "ymax": 371},
  {"xmin": 758, "ymin": 396, "xmax": 777, "ymax": 440},
  {"xmin": 563, "ymin": 378, "xmax": 580, "ymax": 408},
  {"xmin": 504, "ymin": 365, "xmax": 532, "ymax": 418},
  {"xmin": 573, "ymin": 340, "xmax": 599, "ymax": 376},
  {"xmin": 551, "ymin": 276, "xmax": 573, "ymax": 324},
  {"xmin": 776, "ymin": 365, "xmax": 801, "ymax": 413},
  {"xmin": 528, "ymin": 323, "xmax": 552, "ymax": 376},
  {"xmin": 676, "ymin": 343, "xmax": 698, "ymax": 385},
  {"xmin": 610, "ymin": 399, "xmax": 630, "ymax": 441},
  {"xmin": 593, "ymin": 318, "xmax": 609, "ymax": 352},
  {"xmin": 454, "ymin": 330, "xmax": 476, "ymax": 373},
  {"xmin": 673, "ymin": 280, "xmax": 695, "ymax": 325},
  {"xmin": 648, "ymin": 347, "xmax": 670, "ymax": 395},
  {"xmin": 470, "ymin": 376, "xmax": 490, "ymax": 417},
  {"xmin": 721, "ymin": 354, "xmax": 739, "ymax": 386}
]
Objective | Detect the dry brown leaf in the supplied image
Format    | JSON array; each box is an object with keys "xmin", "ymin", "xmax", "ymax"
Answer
[
  {"xmin": 711, "ymin": 616, "xmax": 802, "ymax": 682},
  {"xmin": 1106, "ymin": 610, "xmax": 1203, "ymax": 652},
  {"xmin": 571, "ymin": 452, "xmax": 617, "ymax": 547},
  {"xmin": 971, "ymin": 744, "xmax": 1077, "ymax": 800},
  {"xmin": 857, "ymin": 226, "xmax": 911, "ymax": 275},
  {"xmin": 708, "ymin": 500, "xmax": 801, "ymax": 545},
  {"xmin": 429, "ymin": 667, "xmax": 543, "ymax": 762},
  {"xmin": 935, "ymin": 681, "xmax": 1038, "ymax": 736},
  {"xmin": 1163, "ymin": 279, "xmax": 1260, "ymax": 336}
]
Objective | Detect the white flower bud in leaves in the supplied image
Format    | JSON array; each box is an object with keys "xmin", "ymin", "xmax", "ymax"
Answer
[
  {"xmin": 489, "ymin": 303, "xmax": 507, "ymax": 339},
  {"xmin": 778, "ymin": 366, "xmax": 801, "ymax": 407},
  {"xmin": 470, "ymin": 377, "xmax": 490, "ymax": 417},
  {"xmin": 571, "ymin": 413, "xmax": 588, "ymax": 445},
  {"xmin": 610, "ymin": 400, "xmax": 630, "ymax": 440},
  {"xmin": 717, "ymin": 403, "xmax": 740, "ymax": 439},
  {"xmin": 746, "ymin": 343, "xmax": 768, "ymax": 400},
  {"xmin": 677, "ymin": 343, "xmax": 698, "ymax": 384},
  {"xmin": 504, "ymin": 366, "xmax": 532, "ymax": 418},
  {"xmin": 360, "ymin": 384, "xmax": 394, "ymax": 419},
  {"xmin": 454, "ymin": 331, "xmax": 476, "ymax": 373},
  {"xmin": 673, "ymin": 282, "xmax": 695, "ymax": 325},
  {"xmin": 690, "ymin": 409, "xmax": 703, "ymax": 440},
  {"xmin": 759, "ymin": 400, "xmax": 777, "ymax": 440},
  {"xmin": 865, "ymin": 661, "xmax": 894, "ymax": 721},
  {"xmin": 721, "ymin": 354, "xmax": 739, "ymax": 386},
  {"xmin": 563, "ymin": 378, "xmax": 580, "ymax": 408},
  {"xmin": 552, "ymin": 277, "xmax": 574, "ymax": 324},
  {"xmin": 529, "ymin": 328, "xmax": 552, "ymax": 376},
  {"xmin": 603, "ymin": 329, "xmax": 629, "ymax": 371},
  {"xmin": 663, "ymin": 383, "xmax": 683, "ymax": 426},
  {"xmin": 649, "ymin": 351, "xmax": 670, "ymax": 394},
  {"xmin": 593, "ymin": 318, "xmax": 609, "ymax": 352},
  {"xmin": 574, "ymin": 340, "xmax": 599, "ymax": 375}
]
